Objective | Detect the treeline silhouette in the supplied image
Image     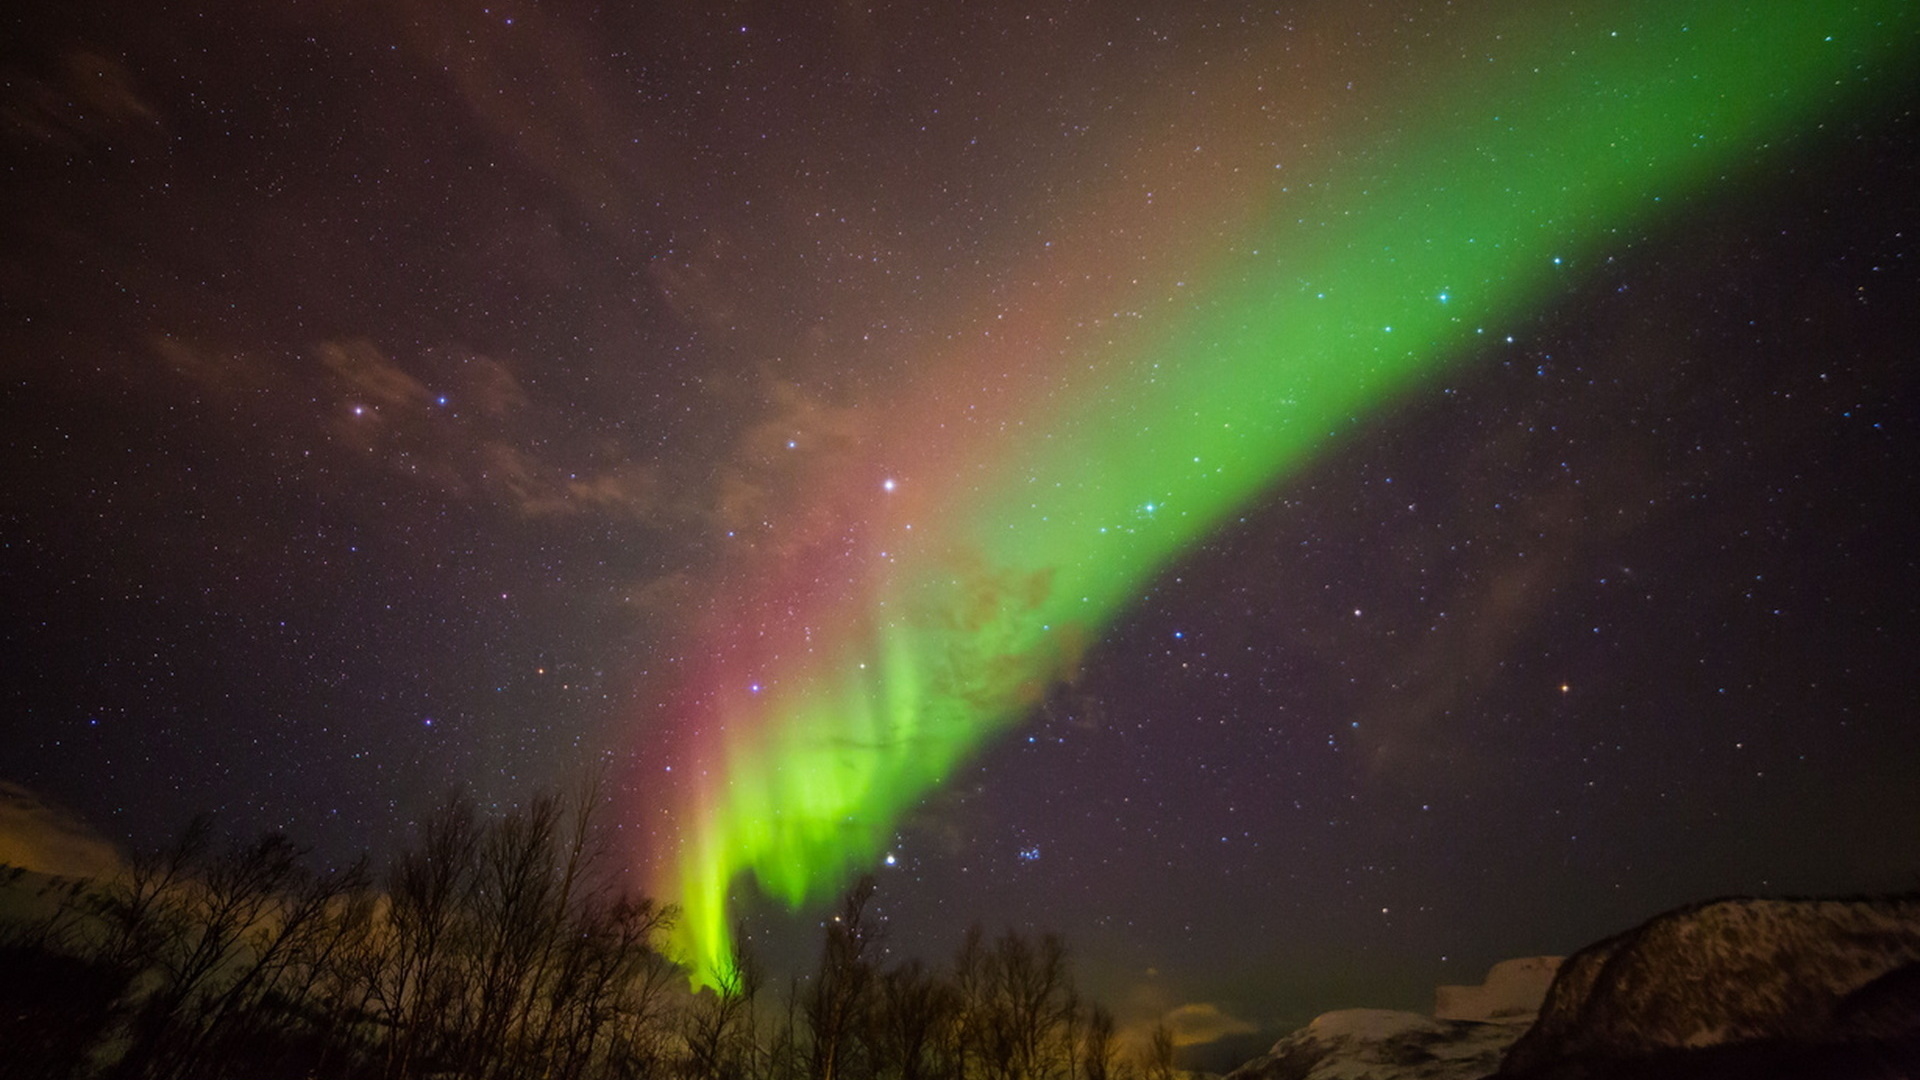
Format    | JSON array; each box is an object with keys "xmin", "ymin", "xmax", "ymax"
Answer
[{"xmin": 0, "ymin": 787, "xmax": 1175, "ymax": 1080}]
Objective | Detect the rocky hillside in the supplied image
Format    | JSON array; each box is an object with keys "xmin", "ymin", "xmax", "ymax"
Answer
[
  {"xmin": 1500, "ymin": 895, "xmax": 1920, "ymax": 1078},
  {"xmin": 1221, "ymin": 896, "xmax": 1920, "ymax": 1080}
]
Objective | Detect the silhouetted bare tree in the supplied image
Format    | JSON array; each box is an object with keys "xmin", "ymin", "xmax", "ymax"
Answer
[
  {"xmin": 949, "ymin": 927, "xmax": 1084, "ymax": 1080},
  {"xmin": 1, "ymin": 789, "xmax": 1127, "ymax": 1080},
  {"xmin": 1078, "ymin": 1006, "xmax": 1116, "ymax": 1080},
  {"xmin": 107, "ymin": 828, "xmax": 293, "ymax": 1078},
  {"xmin": 1139, "ymin": 1024, "xmax": 1174, "ymax": 1080},
  {"xmin": 685, "ymin": 936, "xmax": 764, "ymax": 1080},
  {"xmin": 805, "ymin": 877, "xmax": 879, "ymax": 1080},
  {"xmin": 374, "ymin": 791, "xmax": 482, "ymax": 1079},
  {"xmin": 869, "ymin": 958, "xmax": 955, "ymax": 1080}
]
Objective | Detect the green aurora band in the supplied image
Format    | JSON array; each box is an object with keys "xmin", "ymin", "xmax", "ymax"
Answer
[{"xmin": 649, "ymin": 0, "xmax": 1915, "ymax": 983}]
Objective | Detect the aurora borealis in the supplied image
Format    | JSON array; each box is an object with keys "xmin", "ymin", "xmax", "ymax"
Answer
[
  {"xmin": 643, "ymin": 1, "xmax": 1916, "ymax": 983},
  {"xmin": 5, "ymin": 0, "xmax": 1919, "ymax": 1052}
]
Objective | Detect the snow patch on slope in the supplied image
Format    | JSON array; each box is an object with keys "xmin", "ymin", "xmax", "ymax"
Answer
[
  {"xmin": 1434, "ymin": 957, "xmax": 1561, "ymax": 1025},
  {"xmin": 1223, "ymin": 966, "xmax": 1560, "ymax": 1080}
]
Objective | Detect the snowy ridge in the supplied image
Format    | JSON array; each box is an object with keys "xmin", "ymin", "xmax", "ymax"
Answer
[
  {"xmin": 1221, "ymin": 1008, "xmax": 1520, "ymax": 1080},
  {"xmin": 1434, "ymin": 957, "xmax": 1561, "ymax": 1026},
  {"xmin": 1221, "ymin": 960, "xmax": 1562, "ymax": 1080},
  {"xmin": 1220, "ymin": 896, "xmax": 1920, "ymax": 1080}
]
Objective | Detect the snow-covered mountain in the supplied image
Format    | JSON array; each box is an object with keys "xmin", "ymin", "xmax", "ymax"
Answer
[
  {"xmin": 1219, "ymin": 1008, "xmax": 1522, "ymax": 1080},
  {"xmin": 1436, "ymin": 958, "xmax": 1562, "ymax": 1026},
  {"xmin": 1223, "ymin": 895, "xmax": 1920, "ymax": 1080},
  {"xmin": 1222, "ymin": 959, "xmax": 1558, "ymax": 1080}
]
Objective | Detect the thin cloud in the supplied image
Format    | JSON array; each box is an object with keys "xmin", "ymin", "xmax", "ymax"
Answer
[
  {"xmin": 1160, "ymin": 1002, "xmax": 1260, "ymax": 1048},
  {"xmin": 0, "ymin": 782, "xmax": 123, "ymax": 879}
]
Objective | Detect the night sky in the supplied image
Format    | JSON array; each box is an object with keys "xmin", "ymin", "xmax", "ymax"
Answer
[{"xmin": 4, "ymin": 0, "xmax": 1918, "ymax": 1062}]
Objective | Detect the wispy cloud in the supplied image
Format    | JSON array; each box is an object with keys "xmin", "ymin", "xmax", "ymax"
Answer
[
  {"xmin": 0, "ymin": 783, "xmax": 122, "ymax": 879},
  {"xmin": 0, "ymin": 48, "xmax": 161, "ymax": 150},
  {"xmin": 154, "ymin": 333, "xmax": 666, "ymax": 521},
  {"xmin": 1159, "ymin": 1002, "xmax": 1260, "ymax": 1048}
]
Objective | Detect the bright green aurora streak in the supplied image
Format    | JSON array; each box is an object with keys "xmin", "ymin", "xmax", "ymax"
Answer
[{"xmin": 650, "ymin": 0, "xmax": 1915, "ymax": 983}]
